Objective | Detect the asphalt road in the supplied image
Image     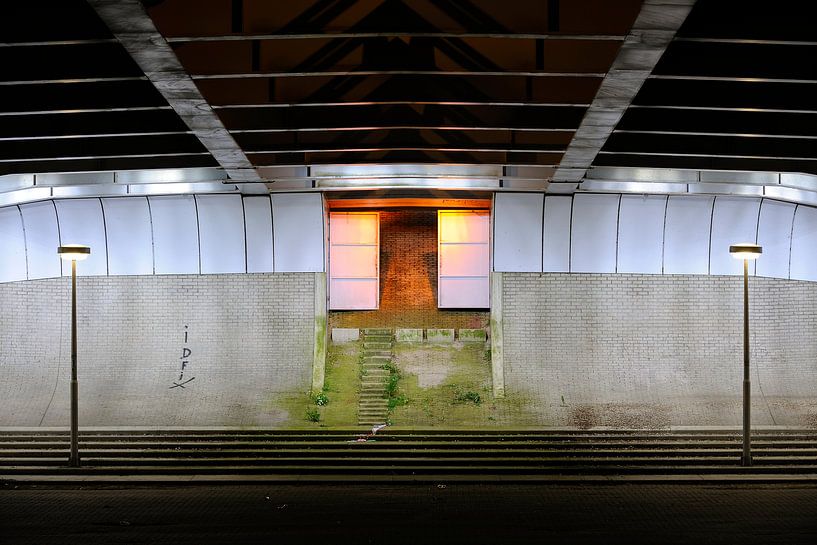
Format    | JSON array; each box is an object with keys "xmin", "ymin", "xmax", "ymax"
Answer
[{"xmin": 2, "ymin": 483, "xmax": 817, "ymax": 544}]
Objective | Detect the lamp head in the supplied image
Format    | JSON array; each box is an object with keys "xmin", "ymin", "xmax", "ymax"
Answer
[
  {"xmin": 57, "ymin": 244, "xmax": 91, "ymax": 262},
  {"xmin": 729, "ymin": 243, "xmax": 762, "ymax": 261}
]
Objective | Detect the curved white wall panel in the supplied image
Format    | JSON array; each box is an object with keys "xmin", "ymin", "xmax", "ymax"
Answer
[
  {"xmin": 243, "ymin": 196, "xmax": 274, "ymax": 273},
  {"xmin": 543, "ymin": 196, "xmax": 571, "ymax": 272},
  {"xmin": 663, "ymin": 196, "xmax": 714, "ymax": 275},
  {"xmin": 54, "ymin": 199, "xmax": 108, "ymax": 277},
  {"xmin": 0, "ymin": 206, "xmax": 27, "ymax": 282},
  {"xmin": 493, "ymin": 192, "xmax": 543, "ymax": 272},
  {"xmin": 4, "ymin": 191, "xmax": 817, "ymax": 284},
  {"xmin": 790, "ymin": 205, "xmax": 817, "ymax": 281},
  {"xmin": 19, "ymin": 201, "xmax": 62, "ymax": 279},
  {"xmin": 196, "ymin": 194, "xmax": 246, "ymax": 274},
  {"xmin": 102, "ymin": 197, "xmax": 154, "ymax": 276},
  {"xmin": 756, "ymin": 199, "xmax": 795, "ymax": 279},
  {"xmin": 272, "ymin": 193, "xmax": 325, "ymax": 272},
  {"xmin": 617, "ymin": 195, "xmax": 666, "ymax": 274},
  {"xmin": 148, "ymin": 195, "xmax": 200, "ymax": 275},
  {"xmin": 570, "ymin": 194, "xmax": 619, "ymax": 273},
  {"xmin": 709, "ymin": 197, "xmax": 761, "ymax": 276}
]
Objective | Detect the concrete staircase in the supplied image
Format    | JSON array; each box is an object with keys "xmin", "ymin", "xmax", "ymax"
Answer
[
  {"xmin": 357, "ymin": 328, "xmax": 393, "ymax": 426},
  {"xmin": 3, "ymin": 429, "xmax": 817, "ymax": 481}
]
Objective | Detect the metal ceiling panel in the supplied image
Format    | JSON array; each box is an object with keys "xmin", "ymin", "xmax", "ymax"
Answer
[
  {"xmin": 570, "ymin": 193, "xmax": 620, "ymax": 273},
  {"xmin": 19, "ymin": 200, "xmax": 62, "ymax": 279},
  {"xmin": 101, "ymin": 196, "xmax": 154, "ymax": 275},
  {"xmin": 492, "ymin": 192, "xmax": 543, "ymax": 272},
  {"xmin": 271, "ymin": 192, "xmax": 325, "ymax": 272},
  {"xmin": 542, "ymin": 195, "xmax": 572, "ymax": 272},
  {"xmin": 708, "ymin": 196, "xmax": 761, "ymax": 276},
  {"xmin": 663, "ymin": 195, "xmax": 713, "ymax": 274},
  {"xmin": 755, "ymin": 199, "xmax": 796, "ymax": 279},
  {"xmin": 617, "ymin": 194, "xmax": 667, "ymax": 274},
  {"xmin": 0, "ymin": 206, "xmax": 27, "ymax": 282},
  {"xmin": 148, "ymin": 195, "xmax": 200, "ymax": 274},
  {"xmin": 789, "ymin": 205, "xmax": 817, "ymax": 282},
  {"xmin": 53, "ymin": 198, "xmax": 108, "ymax": 276},
  {"xmin": 243, "ymin": 196, "xmax": 274, "ymax": 273},
  {"xmin": 196, "ymin": 194, "xmax": 246, "ymax": 274}
]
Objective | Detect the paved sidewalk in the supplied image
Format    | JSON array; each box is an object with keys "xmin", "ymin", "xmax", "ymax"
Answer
[{"xmin": 2, "ymin": 483, "xmax": 817, "ymax": 544}]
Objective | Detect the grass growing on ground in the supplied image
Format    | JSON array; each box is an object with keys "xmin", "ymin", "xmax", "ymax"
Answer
[
  {"xmin": 262, "ymin": 342, "xmax": 361, "ymax": 428},
  {"xmin": 261, "ymin": 393, "xmax": 314, "ymax": 428},
  {"xmin": 388, "ymin": 342, "xmax": 533, "ymax": 427},
  {"xmin": 318, "ymin": 341, "xmax": 361, "ymax": 427}
]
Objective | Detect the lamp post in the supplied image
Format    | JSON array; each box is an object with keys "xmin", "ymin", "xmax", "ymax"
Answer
[
  {"xmin": 729, "ymin": 242, "xmax": 762, "ymax": 467},
  {"xmin": 57, "ymin": 244, "xmax": 91, "ymax": 468}
]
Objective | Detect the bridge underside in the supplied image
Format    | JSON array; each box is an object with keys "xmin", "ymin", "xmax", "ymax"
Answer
[{"xmin": 2, "ymin": 1, "xmax": 817, "ymax": 433}]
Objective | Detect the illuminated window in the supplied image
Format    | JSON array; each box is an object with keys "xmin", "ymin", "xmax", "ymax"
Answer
[
  {"xmin": 438, "ymin": 210, "xmax": 490, "ymax": 308},
  {"xmin": 329, "ymin": 212, "xmax": 380, "ymax": 310}
]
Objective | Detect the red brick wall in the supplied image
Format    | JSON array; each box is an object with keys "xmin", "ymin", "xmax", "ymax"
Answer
[{"xmin": 329, "ymin": 209, "xmax": 489, "ymax": 329}]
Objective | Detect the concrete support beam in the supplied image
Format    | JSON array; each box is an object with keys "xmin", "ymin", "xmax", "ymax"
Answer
[
  {"xmin": 312, "ymin": 273, "xmax": 327, "ymax": 393},
  {"xmin": 490, "ymin": 272, "xmax": 505, "ymax": 398},
  {"xmin": 87, "ymin": 0, "xmax": 266, "ymax": 193},
  {"xmin": 551, "ymin": 0, "xmax": 697, "ymax": 186}
]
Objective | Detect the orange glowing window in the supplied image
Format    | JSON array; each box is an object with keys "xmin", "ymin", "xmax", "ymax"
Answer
[
  {"xmin": 438, "ymin": 210, "xmax": 490, "ymax": 309},
  {"xmin": 329, "ymin": 212, "xmax": 380, "ymax": 310}
]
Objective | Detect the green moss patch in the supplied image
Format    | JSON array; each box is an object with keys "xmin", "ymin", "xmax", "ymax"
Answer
[
  {"xmin": 319, "ymin": 341, "xmax": 362, "ymax": 427},
  {"xmin": 388, "ymin": 342, "xmax": 534, "ymax": 427}
]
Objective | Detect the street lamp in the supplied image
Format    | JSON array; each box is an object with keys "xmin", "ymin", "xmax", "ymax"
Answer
[
  {"xmin": 729, "ymin": 242, "xmax": 762, "ymax": 467},
  {"xmin": 57, "ymin": 244, "xmax": 91, "ymax": 468}
]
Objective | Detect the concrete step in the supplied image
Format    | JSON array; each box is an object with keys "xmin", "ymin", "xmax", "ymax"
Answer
[
  {"xmin": 5, "ymin": 429, "xmax": 817, "ymax": 437},
  {"xmin": 8, "ymin": 450, "xmax": 817, "ymax": 466},
  {"xmin": 363, "ymin": 335, "xmax": 394, "ymax": 343},
  {"xmin": 362, "ymin": 342, "xmax": 391, "ymax": 350},
  {"xmin": 7, "ymin": 464, "xmax": 817, "ymax": 478},
  {"xmin": 363, "ymin": 355, "xmax": 391, "ymax": 363},
  {"xmin": 5, "ymin": 432, "xmax": 817, "ymax": 443},
  {"xmin": 362, "ymin": 350, "xmax": 392, "ymax": 357},
  {"xmin": 8, "ymin": 449, "xmax": 817, "ymax": 460},
  {"xmin": 7, "ymin": 444, "xmax": 817, "ymax": 456},
  {"xmin": 362, "ymin": 328, "xmax": 391, "ymax": 335},
  {"xmin": 5, "ymin": 430, "xmax": 817, "ymax": 477}
]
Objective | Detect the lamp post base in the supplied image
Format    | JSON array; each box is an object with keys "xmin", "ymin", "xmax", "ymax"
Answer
[{"xmin": 69, "ymin": 378, "xmax": 79, "ymax": 467}]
